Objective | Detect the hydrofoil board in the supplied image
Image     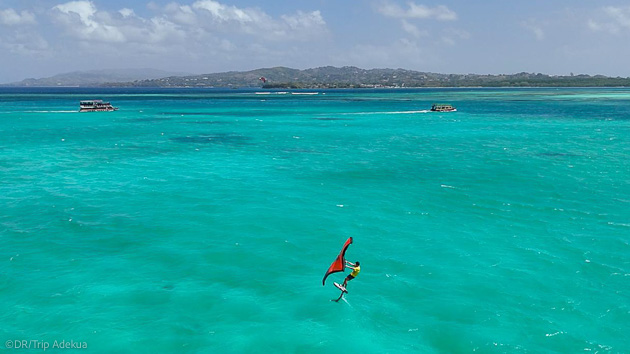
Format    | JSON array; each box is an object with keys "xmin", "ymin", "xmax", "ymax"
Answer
[{"xmin": 334, "ymin": 282, "xmax": 347, "ymax": 293}]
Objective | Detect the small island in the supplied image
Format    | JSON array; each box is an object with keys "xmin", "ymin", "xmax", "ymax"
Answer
[
  {"xmin": 5, "ymin": 66, "xmax": 630, "ymax": 89},
  {"xmin": 102, "ymin": 66, "xmax": 630, "ymax": 89}
]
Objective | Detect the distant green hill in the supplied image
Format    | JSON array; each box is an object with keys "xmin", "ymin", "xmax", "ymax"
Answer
[
  {"xmin": 104, "ymin": 66, "xmax": 630, "ymax": 88},
  {"xmin": 8, "ymin": 66, "xmax": 630, "ymax": 88},
  {"xmin": 4, "ymin": 69, "xmax": 191, "ymax": 87}
]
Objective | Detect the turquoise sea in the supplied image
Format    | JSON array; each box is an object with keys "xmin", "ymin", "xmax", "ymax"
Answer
[{"xmin": 1, "ymin": 87, "xmax": 629, "ymax": 352}]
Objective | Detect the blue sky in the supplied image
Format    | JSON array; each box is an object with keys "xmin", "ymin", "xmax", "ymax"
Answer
[{"xmin": 2, "ymin": 0, "xmax": 630, "ymax": 82}]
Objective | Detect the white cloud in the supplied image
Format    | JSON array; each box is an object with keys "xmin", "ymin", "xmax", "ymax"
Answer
[
  {"xmin": 376, "ymin": 1, "xmax": 457, "ymax": 45},
  {"xmin": 282, "ymin": 10, "xmax": 325, "ymax": 31},
  {"xmin": 401, "ymin": 19, "xmax": 427, "ymax": 37},
  {"xmin": 119, "ymin": 8, "xmax": 135, "ymax": 19},
  {"xmin": 522, "ymin": 20, "xmax": 545, "ymax": 40},
  {"xmin": 186, "ymin": 1, "xmax": 327, "ymax": 41},
  {"xmin": 53, "ymin": 1, "xmax": 97, "ymax": 27},
  {"xmin": 52, "ymin": 1, "xmax": 126, "ymax": 42},
  {"xmin": 377, "ymin": 2, "xmax": 457, "ymax": 21},
  {"xmin": 587, "ymin": 20, "xmax": 602, "ymax": 32},
  {"xmin": 0, "ymin": 8, "xmax": 36, "ymax": 26},
  {"xmin": 333, "ymin": 38, "xmax": 435, "ymax": 70},
  {"xmin": 278, "ymin": 10, "xmax": 327, "ymax": 41},
  {"xmin": 164, "ymin": 3, "xmax": 197, "ymax": 25},
  {"xmin": 440, "ymin": 28, "xmax": 469, "ymax": 46},
  {"xmin": 193, "ymin": 0, "xmax": 257, "ymax": 23},
  {"xmin": 191, "ymin": 0, "xmax": 272, "ymax": 38},
  {"xmin": 145, "ymin": 17, "xmax": 187, "ymax": 44},
  {"xmin": 588, "ymin": 6, "xmax": 630, "ymax": 34},
  {"xmin": 604, "ymin": 6, "xmax": 630, "ymax": 28},
  {"xmin": 1, "ymin": 30, "xmax": 49, "ymax": 55},
  {"xmin": 48, "ymin": 0, "xmax": 329, "ymax": 47},
  {"xmin": 39, "ymin": 0, "xmax": 330, "ymax": 72}
]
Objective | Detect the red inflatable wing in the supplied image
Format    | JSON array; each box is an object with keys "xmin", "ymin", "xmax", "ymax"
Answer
[{"xmin": 322, "ymin": 237, "xmax": 353, "ymax": 286}]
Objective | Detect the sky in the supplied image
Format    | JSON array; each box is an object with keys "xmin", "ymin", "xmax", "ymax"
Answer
[{"xmin": 2, "ymin": 0, "xmax": 630, "ymax": 83}]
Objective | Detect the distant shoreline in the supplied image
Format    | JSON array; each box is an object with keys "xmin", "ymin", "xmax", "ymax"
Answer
[
  {"xmin": 4, "ymin": 66, "xmax": 630, "ymax": 89},
  {"xmin": 2, "ymin": 85, "xmax": 630, "ymax": 90}
]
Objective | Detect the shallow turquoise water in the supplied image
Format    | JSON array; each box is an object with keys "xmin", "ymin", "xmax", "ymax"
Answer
[{"xmin": 1, "ymin": 87, "xmax": 629, "ymax": 352}]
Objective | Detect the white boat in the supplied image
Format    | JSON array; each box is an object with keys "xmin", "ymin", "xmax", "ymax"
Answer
[
  {"xmin": 79, "ymin": 100, "xmax": 118, "ymax": 112},
  {"xmin": 430, "ymin": 104, "xmax": 456, "ymax": 112}
]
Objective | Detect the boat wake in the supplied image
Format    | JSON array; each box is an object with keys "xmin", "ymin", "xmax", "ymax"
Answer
[
  {"xmin": 25, "ymin": 110, "xmax": 77, "ymax": 113},
  {"xmin": 343, "ymin": 110, "xmax": 431, "ymax": 115},
  {"xmin": 254, "ymin": 92, "xmax": 319, "ymax": 95},
  {"xmin": 383, "ymin": 110, "xmax": 431, "ymax": 114}
]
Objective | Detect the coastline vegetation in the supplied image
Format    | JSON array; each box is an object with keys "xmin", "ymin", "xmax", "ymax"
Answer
[
  {"xmin": 7, "ymin": 66, "xmax": 630, "ymax": 88},
  {"xmin": 104, "ymin": 67, "xmax": 630, "ymax": 88}
]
